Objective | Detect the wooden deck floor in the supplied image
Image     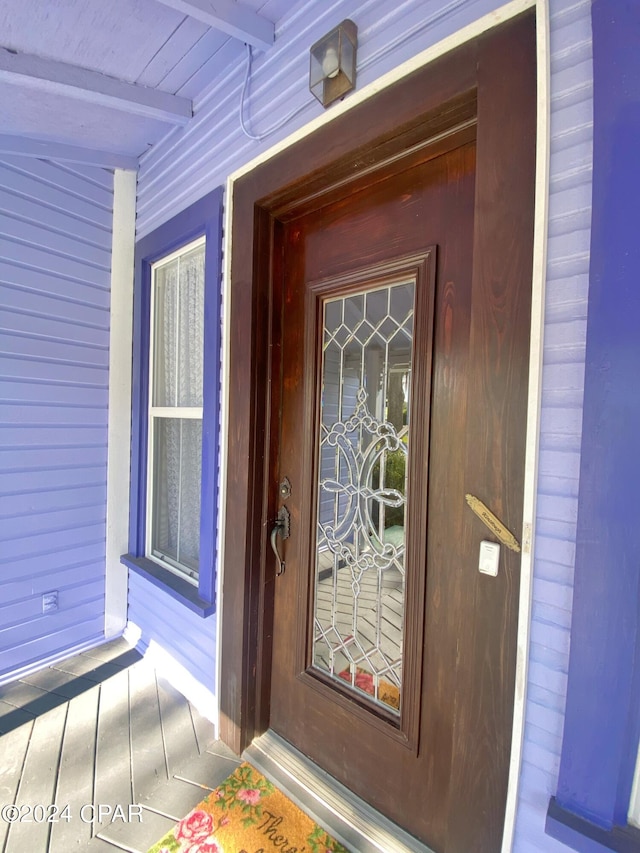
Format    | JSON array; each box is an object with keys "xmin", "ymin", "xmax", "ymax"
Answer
[{"xmin": 0, "ymin": 638, "xmax": 240, "ymax": 853}]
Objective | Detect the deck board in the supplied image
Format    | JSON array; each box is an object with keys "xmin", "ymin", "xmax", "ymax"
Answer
[
  {"xmin": 85, "ymin": 834, "xmax": 128, "ymax": 851},
  {"xmin": 174, "ymin": 747, "xmax": 241, "ymax": 791},
  {"xmin": 22, "ymin": 667, "xmax": 98, "ymax": 700},
  {"xmin": 0, "ymin": 721, "xmax": 33, "ymax": 851},
  {"xmin": 0, "ymin": 638, "xmax": 225, "ymax": 853},
  {"xmin": 51, "ymin": 656, "xmax": 130, "ymax": 683},
  {"xmin": 97, "ymin": 805, "xmax": 175, "ymax": 852},
  {"xmin": 156, "ymin": 678, "xmax": 200, "ymax": 775},
  {"xmin": 129, "ymin": 663, "xmax": 168, "ymax": 801},
  {"xmin": 0, "ymin": 700, "xmax": 34, "ymax": 733},
  {"xmin": 134, "ymin": 777, "xmax": 211, "ymax": 822},
  {"xmin": 93, "ymin": 669, "xmax": 133, "ymax": 839},
  {"xmin": 0, "ymin": 680, "xmax": 64, "ymax": 716},
  {"xmin": 80, "ymin": 639, "xmax": 136, "ymax": 664},
  {"xmin": 6, "ymin": 704, "xmax": 67, "ymax": 853},
  {"xmin": 190, "ymin": 705, "xmax": 216, "ymax": 755},
  {"xmin": 49, "ymin": 684, "xmax": 100, "ymax": 852}
]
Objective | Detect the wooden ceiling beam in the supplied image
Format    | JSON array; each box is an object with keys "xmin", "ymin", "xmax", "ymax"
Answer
[
  {"xmin": 0, "ymin": 47, "xmax": 193, "ymax": 125},
  {"xmin": 154, "ymin": 0, "xmax": 275, "ymax": 51}
]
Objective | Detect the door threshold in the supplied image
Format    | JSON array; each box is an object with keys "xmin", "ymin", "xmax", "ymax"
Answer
[{"xmin": 243, "ymin": 729, "xmax": 436, "ymax": 853}]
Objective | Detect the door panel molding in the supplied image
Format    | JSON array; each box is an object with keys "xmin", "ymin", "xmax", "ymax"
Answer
[{"xmin": 290, "ymin": 249, "xmax": 437, "ymax": 755}]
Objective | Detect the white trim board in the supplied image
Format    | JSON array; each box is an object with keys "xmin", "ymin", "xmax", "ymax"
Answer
[
  {"xmin": 105, "ymin": 169, "xmax": 137, "ymax": 639},
  {"xmin": 218, "ymin": 2, "xmax": 547, "ymax": 852},
  {"xmin": 502, "ymin": 3, "xmax": 550, "ymax": 850}
]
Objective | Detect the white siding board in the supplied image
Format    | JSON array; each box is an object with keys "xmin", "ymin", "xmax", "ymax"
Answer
[{"xmin": 135, "ymin": 1, "xmax": 593, "ymax": 850}]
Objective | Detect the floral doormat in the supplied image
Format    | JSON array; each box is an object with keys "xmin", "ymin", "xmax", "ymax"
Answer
[{"xmin": 146, "ymin": 762, "xmax": 351, "ymax": 853}]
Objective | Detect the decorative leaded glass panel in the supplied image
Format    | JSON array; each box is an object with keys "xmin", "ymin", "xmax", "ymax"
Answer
[{"xmin": 313, "ymin": 281, "xmax": 414, "ymax": 714}]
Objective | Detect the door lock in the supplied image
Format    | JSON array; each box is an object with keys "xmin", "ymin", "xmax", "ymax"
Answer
[{"xmin": 279, "ymin": 477, "xmax": 292, "ymax": 500}]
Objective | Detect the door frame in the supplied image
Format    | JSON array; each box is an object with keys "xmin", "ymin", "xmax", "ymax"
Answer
[{"xmin": 217, "ymin": 2, "xmax": 549, "ymax": 851}]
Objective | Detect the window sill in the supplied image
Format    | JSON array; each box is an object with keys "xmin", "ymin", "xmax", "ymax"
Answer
[
  {"xmin": 547, "ymin": 798, "xmax": 640, "ymax": 853},
  {"xmin": 121, "ymin": 554, "xmax": 215, "ymax": 617}
]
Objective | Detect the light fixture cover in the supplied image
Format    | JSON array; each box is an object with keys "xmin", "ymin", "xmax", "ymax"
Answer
[{"xmin": 309, "ymin": 19, "xmax": 358, "ymax": 108}]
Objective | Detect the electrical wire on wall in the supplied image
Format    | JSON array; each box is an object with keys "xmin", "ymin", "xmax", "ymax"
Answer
[{"xmin": 239, "ymin": 44, "xmax": 309, "ymax": 142}]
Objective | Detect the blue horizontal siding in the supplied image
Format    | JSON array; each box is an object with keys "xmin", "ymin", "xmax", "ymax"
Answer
[
  {"xmin": 135, "ymin": 1, "xmax": 593, "ymax": 851},
  {"xmin": 0, "ymin": 187, "xmax": 112, "ymax": 248},
  {"xmin": 127, "ymin": 570, "xmax": 216, "ymax": 695},
  {"xmin": 0, "ymin": 161, "xmax": 112, "ymax": 229},
  {"xmin": 515, "ymin": 0, "xmax": 593, "ymax": 841},
  {"xmin": 0, "ymin": 157, "xmax": 113, "ymax": 679},
  {"xmin": 0, "ymin": 559, "xmax": 104, "ymax": 602}
]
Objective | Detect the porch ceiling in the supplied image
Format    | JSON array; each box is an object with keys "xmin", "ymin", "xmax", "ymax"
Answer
[{"xmin": 0, "ymin": 0, "xmax": 287, "ymax": 167}]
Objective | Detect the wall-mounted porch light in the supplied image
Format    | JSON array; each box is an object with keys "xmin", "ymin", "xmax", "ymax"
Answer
[{"xmin": 309, "ymin": 19, "xmax": 358, "ymax": 108}]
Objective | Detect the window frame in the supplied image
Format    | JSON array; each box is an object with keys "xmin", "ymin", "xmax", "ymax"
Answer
[
  {"xmin": 121, "ymin": 188, "xmax": 223, "ymax": 616},
  {"xmin": 146, "ymin": 236, "xmax": 205, "ymax": 584}
]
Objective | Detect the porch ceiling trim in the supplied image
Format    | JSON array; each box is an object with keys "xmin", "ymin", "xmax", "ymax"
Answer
[
  {"xmin": 0, "ymin": 47, "xmax": 193, "ymax": 125},
  {"xmin": 153, "ymin": 0, "xmax": 275, "ymax": 51},
  {"xmin": 0, "ymin": 134, "xmax": 138, "ymax": 170}
]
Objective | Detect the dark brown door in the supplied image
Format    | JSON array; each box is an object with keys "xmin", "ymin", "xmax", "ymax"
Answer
[{"xmin": 268, "ymin": 130, "xmax": 523, "ymax": 852}]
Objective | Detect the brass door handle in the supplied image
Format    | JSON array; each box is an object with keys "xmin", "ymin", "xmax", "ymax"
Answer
[
  {"xmin": 270, "ymin": 506, "xmax": 290, "ymax": 576},
  {"xmin": 465, "ymin": 494, "xmax": 520, "ymax": 552}
]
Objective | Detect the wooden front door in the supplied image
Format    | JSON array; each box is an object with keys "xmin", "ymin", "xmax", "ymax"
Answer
[
  {"xmin": 221, "ymin": 12, "xmax": 536, "ymax": 853},
  {"xmin": 270, "ymin": 139, "xmax": 479, "ymax": 849}
]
